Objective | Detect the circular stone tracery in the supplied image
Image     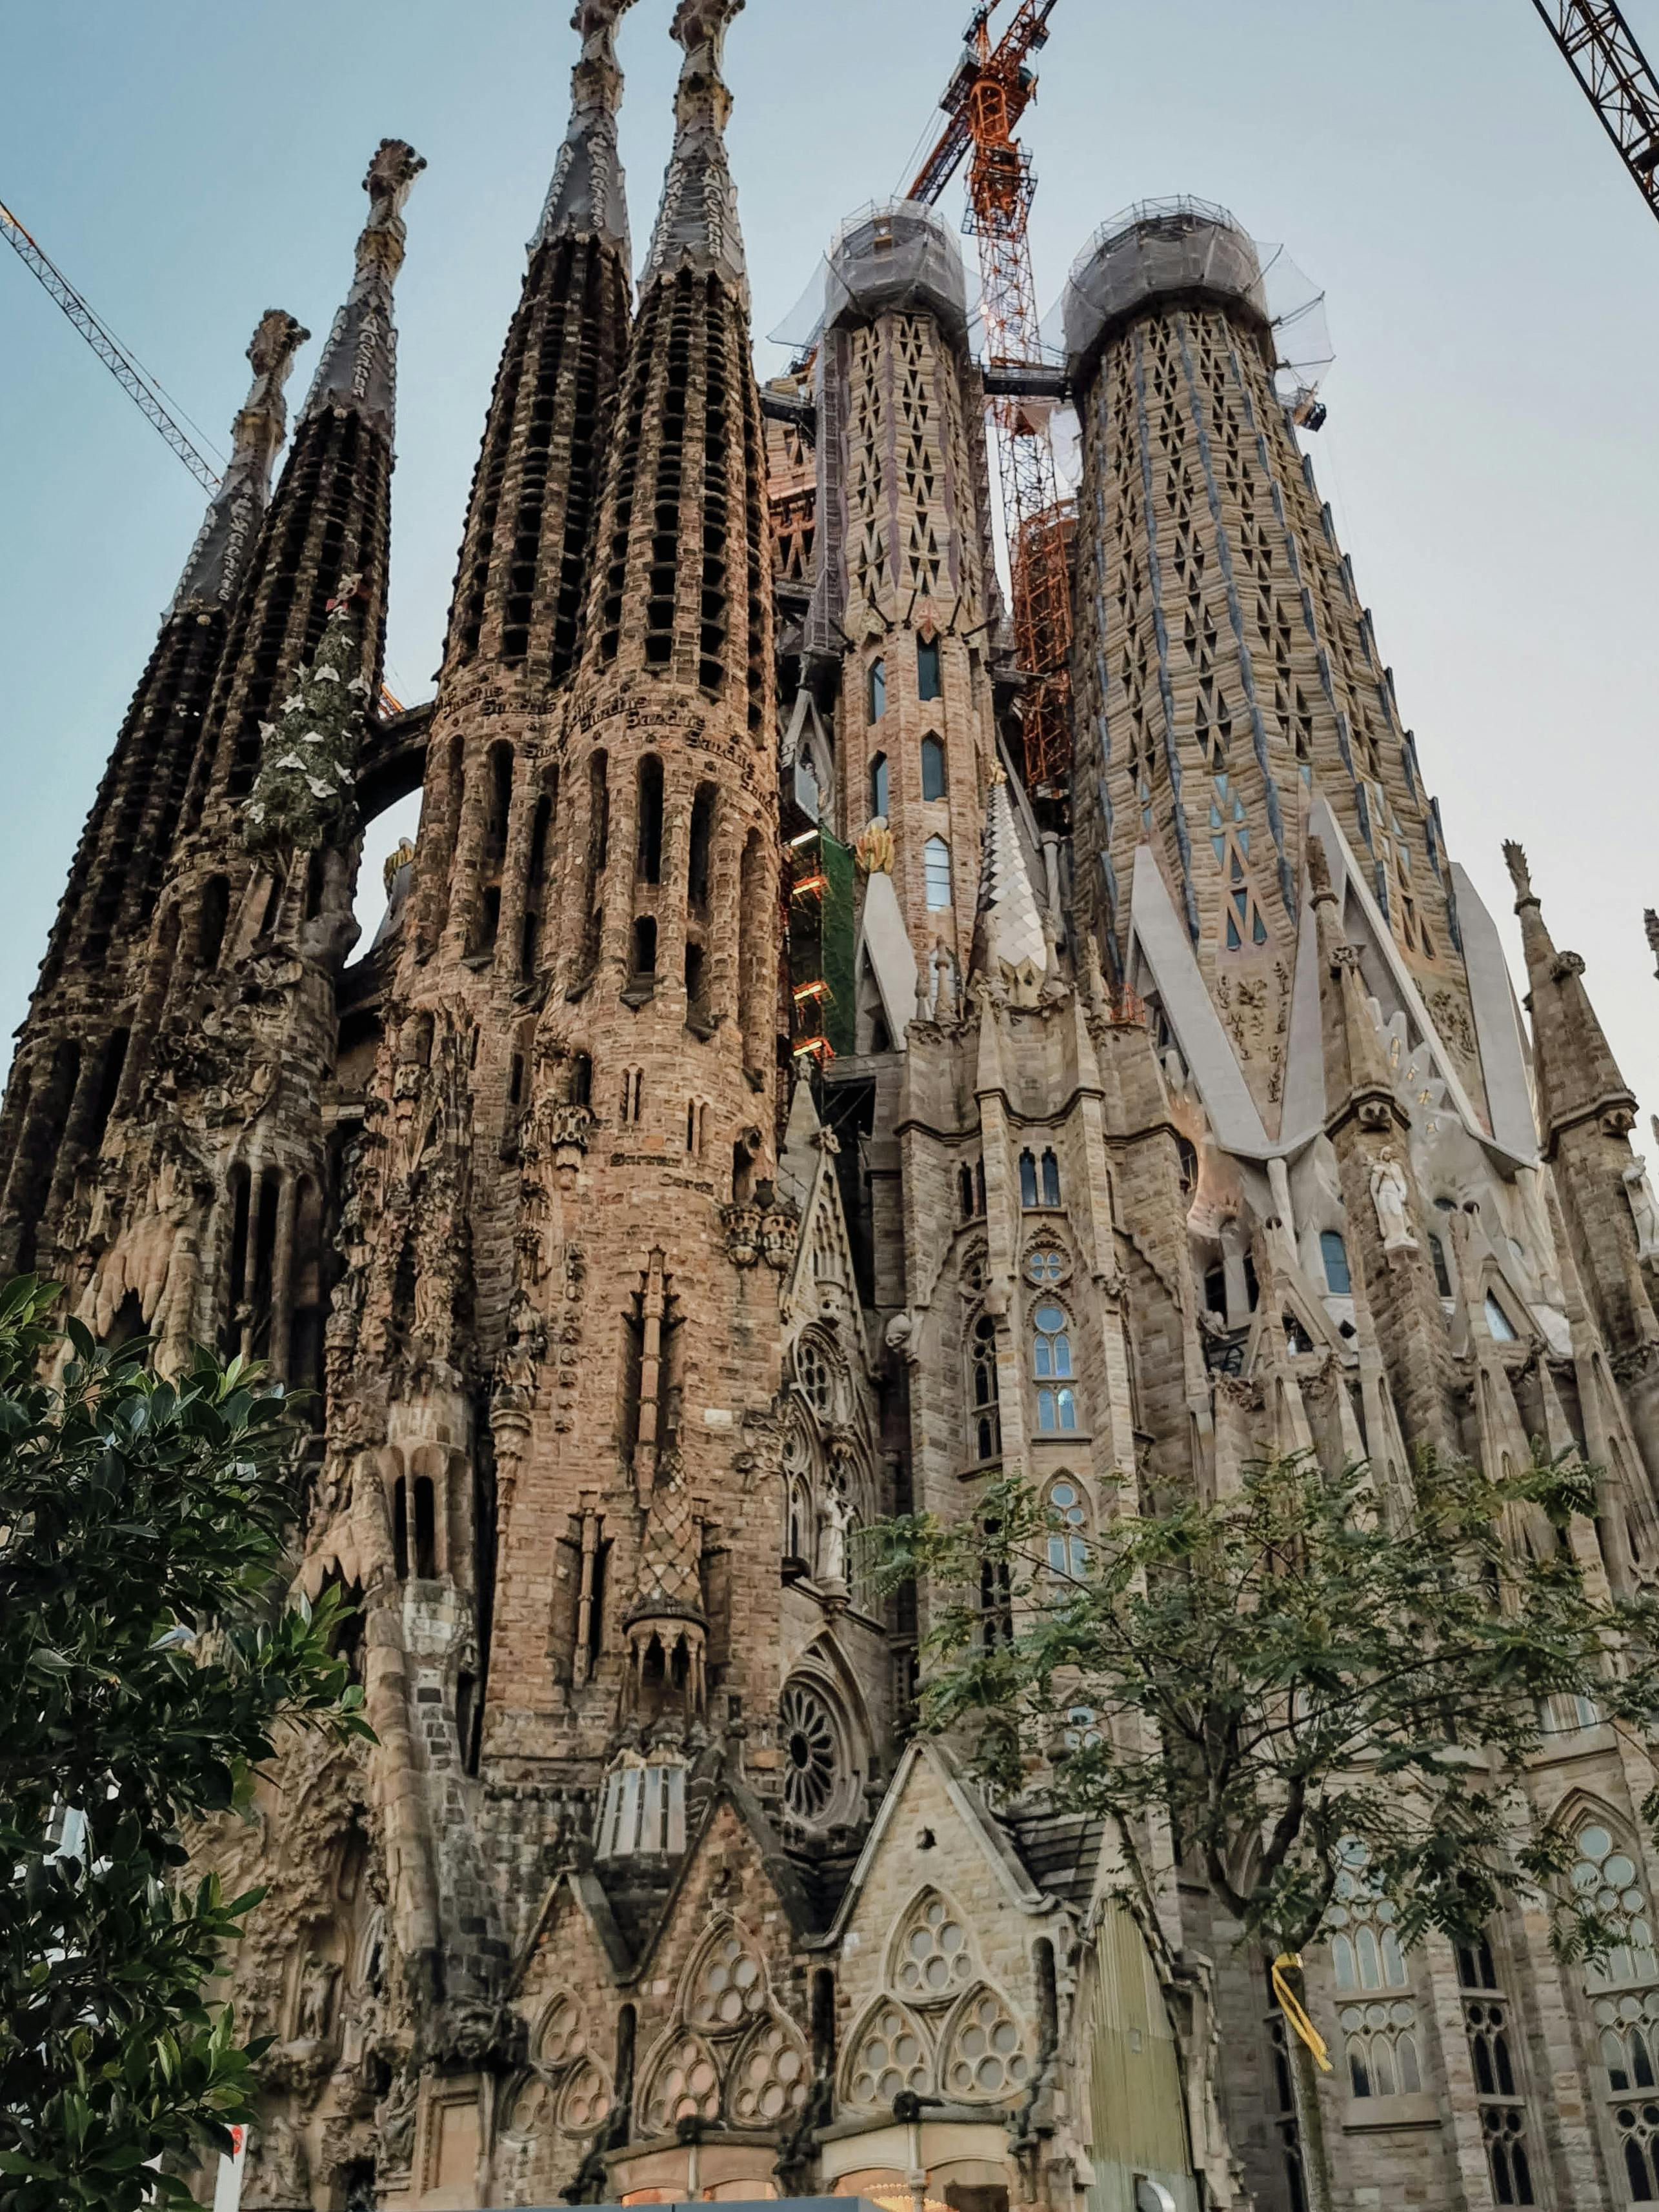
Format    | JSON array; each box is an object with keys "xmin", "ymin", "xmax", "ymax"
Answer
[{"xmin": 779, "ymin": 1680, "xmax": 841, "ymax": 1822}]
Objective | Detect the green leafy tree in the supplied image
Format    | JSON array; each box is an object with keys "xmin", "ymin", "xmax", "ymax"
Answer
[
  {"xmin": 0, "ymin": 1278, "xmax": 372, "ymax": 2210},
  {"xmin": 880, "ymin": 1450, "xmax": 1659, "ymax": 2212}
]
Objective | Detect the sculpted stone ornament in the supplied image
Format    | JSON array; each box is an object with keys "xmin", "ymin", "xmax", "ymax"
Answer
[
  {"xmin": 245, "ymin": 2111, "xmax": 310, "ymax": 2208},
  {"xmin": 855, "ymin": 816, "xmax": 895, "ymax": 876},
  {"xmin": 722, "ymin": 1201, "xmax": 763, "ymax": 1268},
  {"xmin": 1370, "ymin": 1149, "xmax": 1418, "ymax": 1255},
  {"xmin": 374, "ymin": 2064, "xmax": 419, "ymax": 2178},
  {"xmin": 818, "ymin": 1475, "xmax": 851, "ymax": 1592},
  {"xmin": 296, "ymin": 1953, "xmax": 340, "ymax": 2044},
  {"xmin": 1625, "ymin": 1157, "xmax": 1659, "ymax": 1264}
]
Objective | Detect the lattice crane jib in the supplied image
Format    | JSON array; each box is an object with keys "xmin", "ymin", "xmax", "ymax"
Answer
[
  {"xmin": 3, "ymin": 195, "xmax": 406, "ymax": 716},
  {"xmin": 1530, "ymin": 0, "xmax": 1659, "ymax": 219},
  {"xmin": 907, "ymin": 0, "xmax": 1076, "ymax": 804}
]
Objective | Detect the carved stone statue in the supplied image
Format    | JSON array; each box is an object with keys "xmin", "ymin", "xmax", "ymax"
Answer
[
  {"xmin": 296, "ymin": 1953, "xmax": 340, "ymax": 2044},
  {"xmin": 375, "ymin": 2064, "xmax": 419, "ymax": 2178},
  {"xmin": 1625, "ymin": 1156, "xmax": 1659, "ymax": 1264},
  {"xmin": 245, "ymin": 2111, "xmax": 309, "ymax": 2208},
  {"xmin": 1369, "ymin": 1148, "xmax": 1417, "ymax": 1255},
  {"xmin": 818, "ymin": 1478, "xmax": 851, "ymax": 1591}
]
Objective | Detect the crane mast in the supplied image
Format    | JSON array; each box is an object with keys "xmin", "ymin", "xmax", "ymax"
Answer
[
  {"xmin": 909, "ymin": 1, "xmax": 1075, "ymax": 804},
  {"xmin": 1529, "ymin": 0, "xmax": 1659, "ymax": 220}
]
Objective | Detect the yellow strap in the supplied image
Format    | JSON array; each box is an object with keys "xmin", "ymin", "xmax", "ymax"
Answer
[{"xmin": 1272, "ymin": 1952, "xmax": 1333, "ymax": 2073}]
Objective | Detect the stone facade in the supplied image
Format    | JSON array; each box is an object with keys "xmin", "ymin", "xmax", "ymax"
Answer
[{"xmin": 6, "ymin": 26, "xmax": 1659, "ymax": 2212}]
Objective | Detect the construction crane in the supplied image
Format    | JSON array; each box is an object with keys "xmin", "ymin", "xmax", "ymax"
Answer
[
  {"xmin": 1529, "ymin": 1, "xmax": 1659, "ymax": 221},
  {"xmin": 907, "ymin": 1, "xmax": 1074, "ymax": 806},
  {"xmin": 1, "ymin": 195, "xmax": 223, "ymax": 493},
  {"xmin": 2, "ymin": 192, "xmax": 406, "ymax": 715}
]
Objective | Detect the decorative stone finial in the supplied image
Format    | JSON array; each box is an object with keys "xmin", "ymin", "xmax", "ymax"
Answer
[
  {"xmin": 302, "ymin": 140, "xmax": 425, "ymax": 429},
  {"xmin": 640, "ymin": 0, "xmax": 747, "ymax": 298},
  {"xmin": 1645, "ymin": 908, "xmax": 1659, "ymax": 979},
  {"xmin": 169, "ymin": 308, "xmax": 309, "ymax": 615},
  {"xmin": 534, "ymin": 1, "xmax": 641, "ymax": 252},
  {"xmin": 1502, "ymin": 839, "xmax": 1536, "ymax": 906}
]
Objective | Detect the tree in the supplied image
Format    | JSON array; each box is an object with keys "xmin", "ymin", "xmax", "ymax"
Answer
[
  {"xmin": 0, "ymin": 1277, "xmax": 371, "ymax": 2211},
  {"xmin": 879, "ymin": 1449, "xmax": 1659, "ymax": 2212}
]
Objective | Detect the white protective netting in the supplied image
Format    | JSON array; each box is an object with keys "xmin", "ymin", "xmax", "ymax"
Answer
[
  {"xmin": 769, "ymin": 199, "xmax": 970, "ymax": 354},
  {"xmin": 1054, "ymin": 195, "xmax": 1333, "ymax": 402}
]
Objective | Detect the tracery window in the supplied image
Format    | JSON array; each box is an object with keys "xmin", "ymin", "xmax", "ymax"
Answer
[
  {"xmin": 1456, "ymin": 1936, "xmax": 1536, "ymax": 2205},
  {"xmin": 1574, "ymin": 1819, "xmax": 1659, "ymax": 2198},
  {"xmin": 1026, "ymin": 1246, "xmax": 1065, "ymax": 1286},
  {"xmin": 969, "ymin": 1315, "xmax": 1001, "ymax": 1463},
  {"xmin": 796, "ymin": 1335, "xmax": 834, "ymax": 1417},
  {"xmin": 1329, "ymin": 1840, "xmax": 1422, "ymax": 2098},
  {"xmin": 1032, "ymin": 1304, "xmax": 1078, "ymax": 1433},
  {"xmin": 1043, "ymin": 1475, "xmax": 1091, "ymax": 1578}
]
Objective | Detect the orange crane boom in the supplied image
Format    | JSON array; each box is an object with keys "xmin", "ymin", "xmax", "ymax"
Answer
[{"xmin": 908, "ymin": 1, "xmax": 1074, "ymax": 805}]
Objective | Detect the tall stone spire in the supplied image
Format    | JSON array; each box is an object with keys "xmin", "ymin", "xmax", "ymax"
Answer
[
  {"xmin": 1503, "ymin": 840, "xmax": 1638, "ymax": 1151},
  {"xmin": 170, "ymin": 308, "xmax": 309, "ymax": 615},
  {"xmin": 1309, "ymin": 836, "xmax": 1456, "ymax": 1453},
  {"xmin": 533, "ymin": 0, "xmax": 638, "ymax": 255},
  {"xmin": 300, "ymin": 138, "xmax": 425, "ymax": 433},
  {"xmin": 973, "ymin": 766, "xmax": 1048, "ymax": 1006},
  {"xmin": 1503, "ymin": 840, "xmax": 1659, "ymax": 1366},
  {"xmin": 441, "ymin": 10, "xmax": 636, "ymax": 679},
  {"xmin": 0, "ymin": 308, "xmax": 307, "ymax": 1277},
  {"xmin": 187, "ymin": 141, "xmax": 423, "ymax": 814},
  {"xmin": 639, "ymin": 0, "xmax": 748, "ymax": 302}
]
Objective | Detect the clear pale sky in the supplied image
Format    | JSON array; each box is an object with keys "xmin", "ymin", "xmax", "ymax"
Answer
[{"xmin": 3, "ymin": 1, "xmax": 1657, "ymax": 1140}]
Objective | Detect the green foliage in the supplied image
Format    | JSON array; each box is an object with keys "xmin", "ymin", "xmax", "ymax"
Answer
[
  {"xmin": 241, "ymin": 579, "xmax": 369, "ymax": 855},
  {"xmin": 0, "ymin": 1278, "xmax": 372, "ymax": 2210},
  {"xmin": 880, "ymin": 1449, "xmax": 1659, "ymax": 1962}
]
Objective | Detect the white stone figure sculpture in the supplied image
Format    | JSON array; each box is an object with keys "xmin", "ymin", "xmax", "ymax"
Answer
[
  {"xmin": 1625, "ymin": 1156, "xmax": 1659, "ymax": 1264},
  {"xmin": 818, "ymin": 1479, "xmax": 851, "ymax": 1590},
  {"xmin": 1370, "ymin": 1149, "xmax": 1418, "ymax": 1254}
]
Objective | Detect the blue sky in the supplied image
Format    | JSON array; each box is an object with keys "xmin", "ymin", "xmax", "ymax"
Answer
[{"xmin": 3, "ymin": 0, "xmax": 1658, "ymax": 1135}]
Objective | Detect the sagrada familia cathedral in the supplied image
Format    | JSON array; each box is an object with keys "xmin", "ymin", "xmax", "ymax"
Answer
[{"xmin": 8, "ymin": 2, "xmax": 1659, "ymax": 2206}]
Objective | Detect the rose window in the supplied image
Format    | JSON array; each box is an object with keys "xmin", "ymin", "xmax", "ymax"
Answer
[
  {"xmin": 849, "ymin": 2003, "xmax": 929, "ymax": 2106},
  {"xmin": 536, "ymin": 1993, "xmax": 585, "ymax": 2068},
  {"xmin": 942, "ymin": 1987, "xmax": 1031, "ymax": 2100},
  {"xmin": 896, "ymin": 1895, "xmax": 971, "ymax": 2004},
  {"xmin": 1025, "ymin": 1248, "xmax": 1065, "ymax": 1286},
  {"xmin": 690, "ymin": 1931, "xmax": 767, "ymax": 2031},
  {"xmin": 779, "ymin": 1681, "xmax": 841, "ymax": 1822},
  {"xmin": 641, "ymin": 2033, "xmax": 720, "ymax": 2133},
  {"xmin": 729, "ymin": 2018, "xmax": 810, "ymax": 2124},
  {"xmin": 558, "ymin": 2058, "xmax": 611, "ymax": 2135}
]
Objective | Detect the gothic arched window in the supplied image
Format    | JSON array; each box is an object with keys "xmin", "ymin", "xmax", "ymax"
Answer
[
  {"xmin": 1032, "ymin": 1305, "xmax": 1078, "ymax": 1433},
  {"xmin": 969, "ymin": 1315, "xmax": 1001, "ymax": 1464},
  {"xmin": 1044, "ymin": 1476, "xmax": 1091, "ymax": 1579},
  {"xmin": 869, "ymin": 658, "xmax": 887, "ymax": 722},
  {"xmin": 917, "ymin": 635, "xmax": 942, "ymax": 701},
  {"xmin": 1320, "ymin": 1230, "xmax": 1352, "ymax": 1295},
  {"xmin": 924, "ymin": 837, "xmax": 952, "ymax": 910},
  {"xmin": 921, "ymin": 735, "xmax": 947, "ymax": 801},
  {"xmin": 1019, "ymin": 1150, "xmax": 1039, "ymax": 1208},
  {"xmin": 869, "ymin": 752, "xmax": 889, "ymax": 820},
  {"xmin": 1041, "ymin": 1148, "xmax": 1061, "ymax": 1206}
]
